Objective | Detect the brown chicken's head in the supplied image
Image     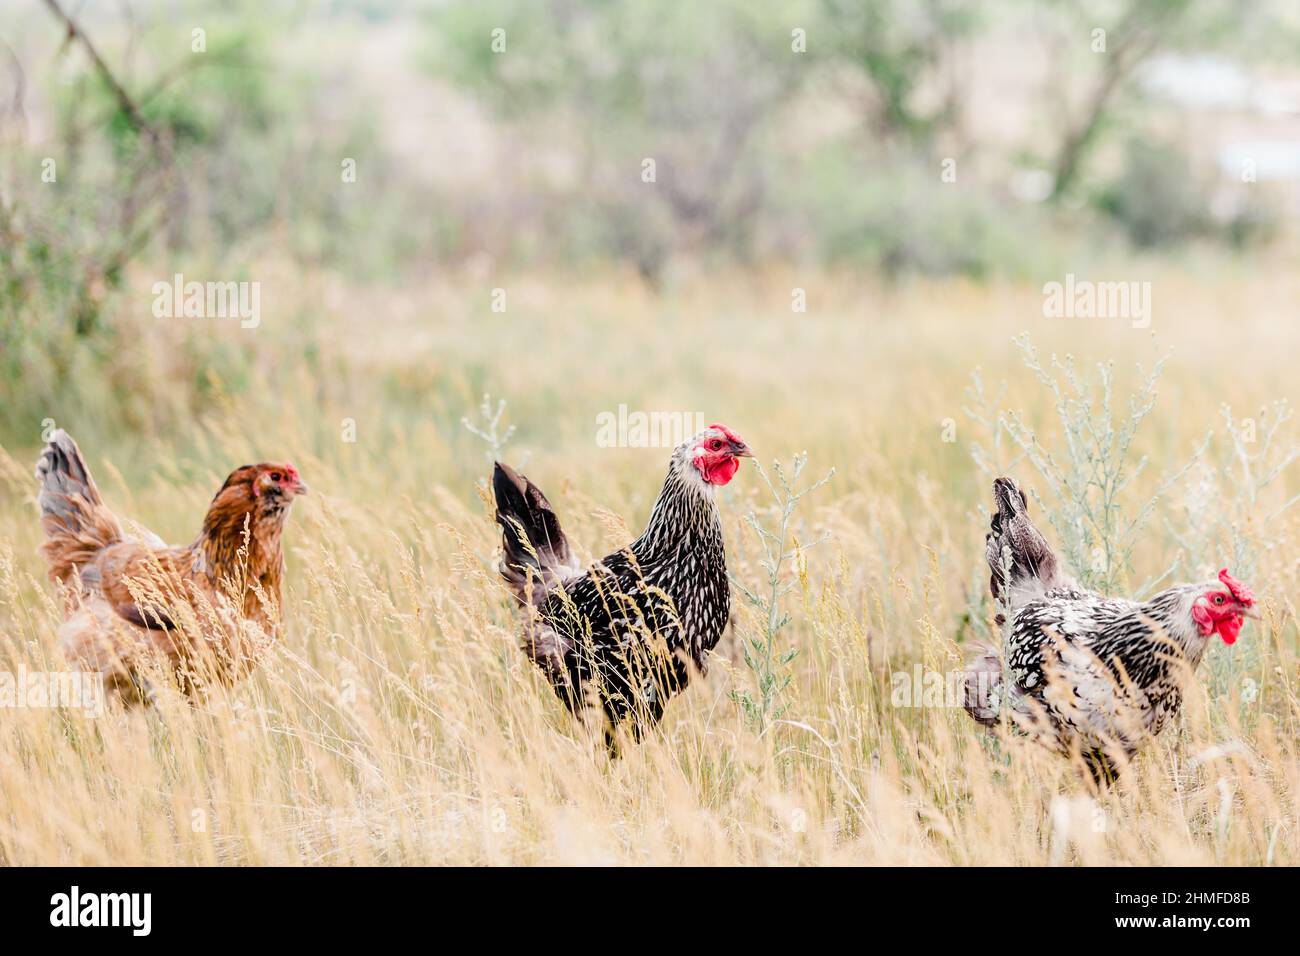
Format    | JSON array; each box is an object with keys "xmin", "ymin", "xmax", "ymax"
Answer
[
  {"xmin": 252, "ymin": 462, "xmax": 308, "ymax": 500},
  {"xmin": 685, "ymin": 423, "xmax": 753, "ymax": 487},
  {"xmin": 213, "ymin": 462, "xmax": 309, "ymax": 513},
  {"xmin": 199, "ymin": 462, "xmax": 309, "ymax": 564},
  {"xmin": 1192, "ymin": 568, "xmax": 1257, "ymax": 645}
]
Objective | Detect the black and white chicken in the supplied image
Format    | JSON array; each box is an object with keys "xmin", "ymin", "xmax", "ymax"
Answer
[
  {"xmin": 964, "ymin": 476, "xmax": 1257, "ymax": 784},
  {"xmin": 492, "ymin": 424, "xmax": 752, "ymax": 753}
]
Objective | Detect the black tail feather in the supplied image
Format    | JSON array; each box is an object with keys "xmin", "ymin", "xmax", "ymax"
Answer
[{"xmin": 492, "ymin": 461, "xmax": 580, "ymax": 606}]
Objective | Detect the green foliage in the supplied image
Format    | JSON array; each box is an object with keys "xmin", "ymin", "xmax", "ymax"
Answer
[
  {"xmin": 3, "ymin": 1, "xmax": 1297, "ymax": 446},
  {"xmin": 428, "ymin": 0, "xmax": 809, "ymax": 281},
  {"xmin": 970, "ymin": 336, "xmax": 1300, "ymax": 719},
  {"xmin": 731, "ymin": 453, "xmax": 834, "ymax": 731},
  {"xmin": 789, "ymin": 147, "xmax": 1064, "ymax": 279},
  {"xmin": 1095, "ymin": 139, "xmax": 1209, "ymax": 248},
  {"xmin": 813, "ymin": 0, "xmax": 983, "ymax": 142},
  {"xmin": 999, "ymin": 334, "xmax": 1207, "ymax": 594},
  {"xmin": 0, "ymin": 6, "xmax": 420, "ymax": 439},
  {"xmin": 1193, "ymin": 402, "xmax": 1299, "ymax": 702}
]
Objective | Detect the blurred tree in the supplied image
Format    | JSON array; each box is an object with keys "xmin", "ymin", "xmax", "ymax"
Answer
[
  {"xmin": 812, "ymin": 0, "xmax": 981, "ymax": 147},
  {"xmin": 1096, "ymin": 137, "xmax": 1206, "ymax": 246},
  {"xmin": 0, "ymin": 3, "xmax": 275, "ymax": 435},
  {"xmin": 1045, "ymin": 0, "xmax": 1190, "ymax": 202},
  {"xmin": 428, "ymin": 0, "xmax": 811, "ymax": 283},
  {"xmin": 1038, "ymin": 0, "xmax": 1290, "ymax": 202}
]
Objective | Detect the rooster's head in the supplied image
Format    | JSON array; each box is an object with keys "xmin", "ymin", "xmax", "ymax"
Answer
[
  {"xmin": 683, "ymin": 424, "xmax": 753, "ymax": 487},
  {"xmin": 1192, "ymin": 569, "xmax": 1257, "ymax": 645}
]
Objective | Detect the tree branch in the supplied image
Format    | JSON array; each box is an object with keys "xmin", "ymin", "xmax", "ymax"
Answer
[{"xmin": 40, "ymin": 0, "xmax": 159, "ymax": 144}]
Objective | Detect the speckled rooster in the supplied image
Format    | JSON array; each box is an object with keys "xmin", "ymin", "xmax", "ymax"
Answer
[
  {"xmin": 492, "ymin": 424, "xmax": 752, "ymax": 753},
  {"xmin": 36, "ymin": 429, "xmax": 307, "ymax": 703},
  {"xmin": 964, "ymin": 476, "xmax": 1257, "ymax": 784}
]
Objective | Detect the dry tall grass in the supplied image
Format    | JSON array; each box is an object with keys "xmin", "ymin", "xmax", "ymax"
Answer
[{"xmin": 0, "ymin": 260, "xmax": 1296, "ymax": 865}]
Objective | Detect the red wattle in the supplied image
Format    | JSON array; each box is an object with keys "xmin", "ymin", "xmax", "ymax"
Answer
[
  {"xmin": 1217, "ymin": 616, "xmax": 1243, "ymax": 645},
  {"xmin": 703, "ymin": 457, "xmax": 740, "ymax": 486}
]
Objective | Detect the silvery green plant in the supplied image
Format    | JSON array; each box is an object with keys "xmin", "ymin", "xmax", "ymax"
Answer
[
  {"xmin": 461, "ymin": 393, "xmax": 522, "ymax": 466},
  {"xmin": 965, "ymin": 366, "xmax": 1024, "ymax": 479},
  {"xmin": 1168, "ymin": 401, "xmax": 1299, "ymax": 703},
  {"xmin": 1215, "ymin": 400, "xmax": 1299, "ymax": 573},
  {"xmin": 731, "ymin": 453, "xmax": 834, "ymax": 732},
  {"xmin": 1162, "ymin": 401, "xmax": 1298, "ymax": 584},
  {"xmin": 998, "ymin": 333, "xmax": 1207, "ymax": 595},
  {"xmin": 970, "ymin": 338, "xmax": 1298, "ymax": 720}
]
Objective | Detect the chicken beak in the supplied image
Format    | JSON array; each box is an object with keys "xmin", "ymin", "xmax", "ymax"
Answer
[
  {"xmin": 731, "ymin": 442, "xmax": 754, "ymax": 459},
  {"xmin": 292, "ymin": 479, "xmax": 310, "ymax": 496},
  {"xmin": 1239, "ymin": 605, "xmax": 1260, "ymax": 620}
]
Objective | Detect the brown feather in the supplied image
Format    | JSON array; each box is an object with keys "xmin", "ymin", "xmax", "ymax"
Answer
[{"xmin": 36, "ymin": 432, "xmax": 302, "ymax": 702}]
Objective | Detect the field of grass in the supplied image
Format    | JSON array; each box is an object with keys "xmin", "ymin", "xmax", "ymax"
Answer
[{"xmin": 0, "ymin": 258, "xmax": 1297, "ymax": 865}]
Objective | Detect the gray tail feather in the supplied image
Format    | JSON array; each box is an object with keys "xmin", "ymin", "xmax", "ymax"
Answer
[
  {"xmin": 35, "ymin": 429, "xmax": 121, "ymax": 579},
  {"xmin": 36, "ymin": 429, "xmax": 106, "ymax": 531},
  {"xmin": 492, "ymin": 461, "xmax": 579, "ymax": 606},
  {"xmin": 985, "ymin": 476, "xmax": 1063, "ymax": 614}
]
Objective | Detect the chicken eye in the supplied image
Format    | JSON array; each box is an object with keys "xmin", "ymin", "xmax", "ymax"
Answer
[
  {"xmin": 1213, "ymin": 594, "xmax": 1224, "ymax": 605},
  {"xmin": 709, "ymin": 440, "xmax": 723, "ymax": 450},
  {"xmin": 270, "ymin": 472, "xmax": 282, "ymax": 482}
]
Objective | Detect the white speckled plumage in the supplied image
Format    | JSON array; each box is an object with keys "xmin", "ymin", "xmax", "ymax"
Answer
[{"xmin": 966, "ymin": 476, "xmax": 1253, "ymax": 783}]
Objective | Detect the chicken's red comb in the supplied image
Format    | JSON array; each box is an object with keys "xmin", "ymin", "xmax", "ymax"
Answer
[
  {"xmin": 1219, "ymin": 568, "xmax": 1255, "ymax": 606},
  {"xmin": 707, "ymin": 423, "xmax": 746, "ymax": 446}
]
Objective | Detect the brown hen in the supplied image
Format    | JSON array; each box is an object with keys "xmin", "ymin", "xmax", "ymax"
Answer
[{"xmin": 35, "ymin": 430, "xmax": 307, "ymax": 703}]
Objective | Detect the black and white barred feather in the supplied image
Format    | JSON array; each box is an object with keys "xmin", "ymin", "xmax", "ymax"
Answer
[
  {"xmin": 966, "ymin": 476, "xmax": 1228, "ymax": 784},
  {"xmin": 493, "ymin": 430, "xmax": 733, "ymax": 750}
]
